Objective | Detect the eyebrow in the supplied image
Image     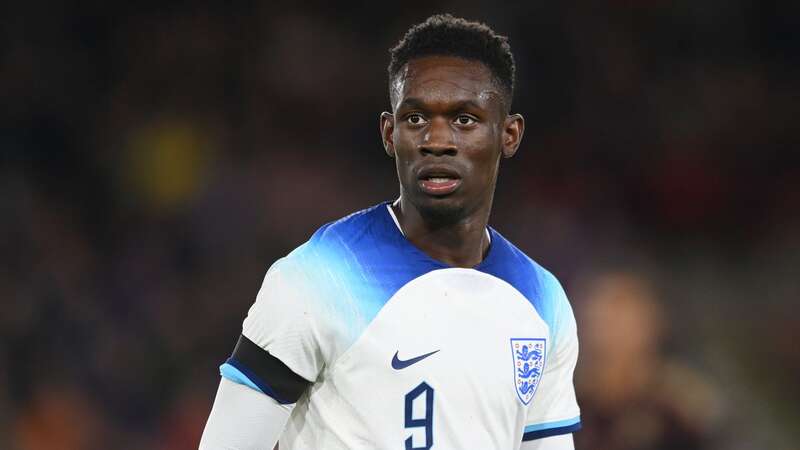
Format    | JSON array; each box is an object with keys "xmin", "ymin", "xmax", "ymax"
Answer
[{"xmin": 396, "ymin": 97, "xmax": 487, "ymax": 113}]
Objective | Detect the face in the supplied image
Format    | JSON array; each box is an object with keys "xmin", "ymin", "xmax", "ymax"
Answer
[{"xmin": 380, "ymin": 56, "xmax": 524, "ymax": 223}]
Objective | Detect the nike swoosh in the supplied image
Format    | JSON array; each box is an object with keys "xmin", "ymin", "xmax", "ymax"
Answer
[{"xmin": 391, "ymin": 349, "xmax": 440, "ymax": 370}]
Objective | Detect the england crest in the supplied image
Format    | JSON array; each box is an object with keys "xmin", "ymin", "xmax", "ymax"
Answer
[{"xmin": 510, "ymin": 338, "xmax": 546, "ymax": 405}]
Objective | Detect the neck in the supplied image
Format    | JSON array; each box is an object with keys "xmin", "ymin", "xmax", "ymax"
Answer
[{"xmin": 392, "ymin": 197, "xmax": 491, "ymax": 268}]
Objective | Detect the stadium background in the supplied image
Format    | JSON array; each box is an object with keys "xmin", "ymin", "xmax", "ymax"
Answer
[{"xmin": 1, "ymin": 1, "xmax": 798, "ymax": 449}]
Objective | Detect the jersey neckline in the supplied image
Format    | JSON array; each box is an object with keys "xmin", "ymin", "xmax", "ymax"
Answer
[{"xmin": 379, "ymin": 200, "xmax": 500, "ymax": 271}]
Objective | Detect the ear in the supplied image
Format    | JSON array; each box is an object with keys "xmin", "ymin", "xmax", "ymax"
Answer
[
  {"xmin": 380, "ymin": 112, "xmax": 396, "ymax": 158},
  {"xmin": 501, "ymin": 113, "xmax": 525, "ymax": 159}
]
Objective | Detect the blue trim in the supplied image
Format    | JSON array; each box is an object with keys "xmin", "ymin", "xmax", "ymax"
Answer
[
  {"xmin": 522, "ymin": 416, "xmax": 581, "ymax": 441},
  {"xmin": 524, "ymin": 416, "xmax": 581, "ymax": 433},
  {"xmin": 220, "ymin": 362, "xmax": 263, "ymax": 393},
  {"xmin": 219, "ymin": 358, "xmax": 292, "ymax": 404}
]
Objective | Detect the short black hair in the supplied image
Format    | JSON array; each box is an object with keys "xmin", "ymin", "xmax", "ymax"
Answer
[{"xmin": 388, "ymin": 14, "xmax": 516, "ymax": 111}]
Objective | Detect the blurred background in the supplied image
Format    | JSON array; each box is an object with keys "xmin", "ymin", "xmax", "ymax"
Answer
[{"xmin": 1, "ymin": 1, "xmax": 798, "ymax": 449}]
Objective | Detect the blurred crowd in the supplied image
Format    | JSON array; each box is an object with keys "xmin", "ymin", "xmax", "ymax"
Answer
[{"xmin": 1, "ymin": 2, "xmax": 798, "ymax": 449}]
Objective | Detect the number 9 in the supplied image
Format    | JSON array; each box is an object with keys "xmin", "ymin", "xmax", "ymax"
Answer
[{"xmin": 404, "ymin": 381, "xmax": 434, "ymax": 450}]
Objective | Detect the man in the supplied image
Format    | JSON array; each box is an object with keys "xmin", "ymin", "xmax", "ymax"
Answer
[{"xmin": 200, "ymin": 14, "xmax": 580, "ymax": 450}]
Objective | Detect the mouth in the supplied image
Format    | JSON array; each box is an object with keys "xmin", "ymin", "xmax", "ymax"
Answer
[{"xmin": 417, "ymin": 167, "xmax": 462, "ymax": 196}]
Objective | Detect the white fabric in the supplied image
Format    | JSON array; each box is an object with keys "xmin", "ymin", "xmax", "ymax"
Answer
[
  {"xmin": 243, "ymin": 265, "xmax": 577, "ymax": 449},
  {"xmin": 241, "ymin": 264, "xmax": 325, "ymax": 383},
  {"xmin": 387, "ymin": 201, "xmax": 404, "ymax": 235},
  {"xmin": 524, "ymin": 279, "xmax": 581, "ymax": 428},
  {"xmin": 520, "ymin": 434, "xmax": 575, "ymax": 450},
  {"xmin": 199, "ymin": 377, "xmax": 293, "ymax": 450},
  {"xmin": 213, "ymin": 204, "xmax": 580, "ymax": 449}
]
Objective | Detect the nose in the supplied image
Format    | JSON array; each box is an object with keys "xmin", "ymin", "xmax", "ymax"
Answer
[{"xmin": 419, "ymin": 117, "xmax": 457, "ymax": 156}]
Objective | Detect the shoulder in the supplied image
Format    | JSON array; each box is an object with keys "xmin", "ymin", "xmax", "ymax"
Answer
[
  {"xmin": 262, "ymin": 202, "xmax": 416, "ymax": 316},
  {"xmin": 307, "ymin": 202, "xmax": 388, "ymax": 248},
  {"xmin": 275, "ymin": 202, "xmax": 392, "ymax": 272},
  {"xmin": 483, "ymin": 230, "xmax": 574, "ymax": 337},
  {"xmin": 491, "ymin": 231, "xmax": 565, "ymax": 293}
]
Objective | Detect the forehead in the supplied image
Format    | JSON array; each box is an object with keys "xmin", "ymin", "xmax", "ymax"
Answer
[{"xmin": 392, "ymin": 56, "xmax": 503, "ymax": 109}]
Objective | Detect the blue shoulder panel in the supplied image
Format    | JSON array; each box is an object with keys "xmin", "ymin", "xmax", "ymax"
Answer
[
  {"xmin": 284, "ymin": 203, "xmax": 570, "ymax": 344},
  {"xmin": 477, "ymin": 229, "xmax": 570, "ymax": 342},
  {"xmin": 279, "ymin": 203, "xmax": 443, "ymax": 342}
]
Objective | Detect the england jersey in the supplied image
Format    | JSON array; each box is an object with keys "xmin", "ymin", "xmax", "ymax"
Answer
[{"xmin": 220, "ymin": 202, "xmax": 581, "ymax": 449}]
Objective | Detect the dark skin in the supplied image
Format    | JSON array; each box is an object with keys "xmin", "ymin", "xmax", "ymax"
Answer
[{"xmin": 380, "ymin": 55, "xmax": 525, "ymax": 268}]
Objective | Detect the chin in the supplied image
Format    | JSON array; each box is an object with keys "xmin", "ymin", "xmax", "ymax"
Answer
[{"xmin": 413, "ymin": 195, "xmax": 467, "ymax": 225}]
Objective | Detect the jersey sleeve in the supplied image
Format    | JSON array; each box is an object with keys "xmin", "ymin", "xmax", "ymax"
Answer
[
  {"xmin": 199, "ymin": 377, "xmax": 294, "ymax": 450},
  {"xmin": 523, "ymin": 273, "xmax": 581, "ymax": 441},
  {"xmin": 219, "ymin": 261, "xmax": 321, "ymax": 404}
]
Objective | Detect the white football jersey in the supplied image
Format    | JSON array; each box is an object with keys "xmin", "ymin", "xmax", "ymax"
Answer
[{"xmin": 220, "ymin": 202, "xmax": 580, "ymax": 449}]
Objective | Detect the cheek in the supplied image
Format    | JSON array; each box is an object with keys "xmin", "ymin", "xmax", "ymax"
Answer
[
  {"xmin": 393, "ymin": 132, "xmax": 419, "ymax": 161},
  {"xmin": 391, "ymin": 136, "xmax": 415, "ymax": 177},
  {"xmin": 393, "ymin": 128, "xmax": 414, "ymax": 151},
  {"xmin": 463, "ymin": 134, "xmax": 502, "ymax": 175}
]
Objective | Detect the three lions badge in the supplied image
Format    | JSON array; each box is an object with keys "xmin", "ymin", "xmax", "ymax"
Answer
[{"xmin": 510, "ymin": 338, "xmax": 546, "ymax": 405}]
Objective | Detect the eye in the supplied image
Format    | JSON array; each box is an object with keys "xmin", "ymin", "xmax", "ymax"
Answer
[
  {"xmin": 406, "ymin": 113, "xmax": 427, "ymax": 125},
  {"xmin": 455, "ymin": 115, "xmax": 477, "ymax": 126}
]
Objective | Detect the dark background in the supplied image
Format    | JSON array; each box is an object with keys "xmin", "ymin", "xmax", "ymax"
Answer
[{"xmin": 2, "ymin": 1, "xmax": 798, "ymax": 449}]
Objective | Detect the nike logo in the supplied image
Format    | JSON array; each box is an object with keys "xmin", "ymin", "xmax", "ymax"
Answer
[{"xmin": 391, "ymin": 349, "xmax": 440, "ymax": 370}]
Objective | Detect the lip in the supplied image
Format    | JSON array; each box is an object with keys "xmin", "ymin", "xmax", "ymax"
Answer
[{"xmin": 417, "ymin": 165, "xmax": 462, "ymax": 196}]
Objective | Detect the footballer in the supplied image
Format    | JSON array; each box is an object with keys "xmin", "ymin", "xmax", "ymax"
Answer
[{"xmin": 200, "ymin": 14, "xmax": 581, "ymax": 450}]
